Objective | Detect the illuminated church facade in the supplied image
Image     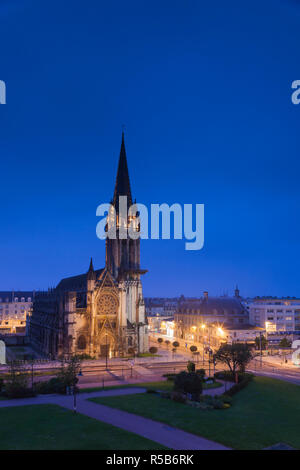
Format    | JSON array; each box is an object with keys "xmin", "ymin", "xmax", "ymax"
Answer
[{"xmin": 29, "ymin": 134, "xmax": 149, "ymax": 358}]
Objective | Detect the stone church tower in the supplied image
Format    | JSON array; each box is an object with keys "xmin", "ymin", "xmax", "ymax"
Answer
[{"xmin": 29, "ymin": 133, "xmax": 149, "ymax": 359}]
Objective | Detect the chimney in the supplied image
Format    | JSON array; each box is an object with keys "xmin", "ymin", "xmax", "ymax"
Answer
[{"xmin": 203, "ymin": 291, "xmax": 208, "ymax": 300}]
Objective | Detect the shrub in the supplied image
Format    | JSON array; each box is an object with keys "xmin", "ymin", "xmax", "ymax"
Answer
[
  {"xmin": 171, "ymin": 391, "xmax": 186, "ymax": 403},
  {"xmin": 163, "ymin": 374, "xmax": 177, "ymax": 380},
  {"xmin": 160, "ymin": 391, "xmax": 171, "ymax": 399},
  {"xmin": 198, "ymin": 394, "xmax": 228, "ymax": 410},
  {"xmin": 74, "ymin": 353, "xmax": 95, "ymax": 360},
  {"xmin": 187, "ymin": 361, "xmax": 196, "ymax": 373},
  {"xmin": 35, "ymin": 377, "xmax": 66, "ymax": 395},
  {"xmin": 195, "ymin": 402, "xmax": 214, "ymax": 410},
  {"xmin": 174, "ymin": 371, "xmax": 202, "ymax": 401},
  {"xmin": 279, "ymin": 337, "xmax": 292, "ymax": 348},
  {"xmin": 4, "ymin": 361, "xmax": 36, "ymax": 399},
  {"xmin": 218, "ymin": 394, "xmax": 233, "ymax": 405},
  {"xmin": 4, "ymin": 383, "xmax": 36, "ymax": 399},
  {"xmin": 187, "ymin": 395, "xmax": 228, "ymax": 410},
  {"xmin": 196, "ymin": 369, "xmax": 206, "ymax": 381},
  {"xmin": 149, "ymin": 347, "xmax": 158, "ymax": 354},
  {"xmin": 211, "ymin": 398, "xmax": 224, "ymax": 409}
]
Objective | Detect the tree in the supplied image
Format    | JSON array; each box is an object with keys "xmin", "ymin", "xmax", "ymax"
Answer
[
  {"xmin": 157, "ymin": 338, "xmax": 163, "ymax": 344},
  {"xmin": 4, "ymin": 361, "xmax": 34, "ymax": 398},
  {"xmin": 172, "ymin": 341, "xmax": 180, "ymax": 348},
  {"xmin": 149, "ymin": 346, "xmax": 158, "ymax": 354},
  {"xmin": 57, "ymin": 355, "xmax": 82, "ymax": 392},
  {"xmin": 174, "ymin": 371, "xmax": 203, "ymax": 401},
  {"xmin": 165, "ymin": 340, "xmax": 171, "ymax": 348},
  {"xmin": 190, "ymin": 345, "xmax": 197, "ymax": 353},
  {"xmin": 255, "ymin": 335, "xmax": 267, "ymax": 350},
  {"xmin": 214, "ymin": 343, "xmax": 253, "ymax": 376},
  {"xmin": 279, "ymin": 337, "xmax": 292, "ymax": 348}
]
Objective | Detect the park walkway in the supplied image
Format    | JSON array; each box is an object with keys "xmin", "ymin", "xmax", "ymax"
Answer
[{"xmin": 0, "ymin": 387, "xmax": 229, "ymax": 450}]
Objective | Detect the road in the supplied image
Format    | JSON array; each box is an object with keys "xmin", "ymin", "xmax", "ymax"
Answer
[{"xmin": 1, "ymin": 342, "xmax": 300, "ymax": 387}]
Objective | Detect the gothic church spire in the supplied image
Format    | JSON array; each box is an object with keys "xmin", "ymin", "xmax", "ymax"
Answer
[{"xmin": 112, "ymin": 132, "xmax": 133, "ymax": 212}]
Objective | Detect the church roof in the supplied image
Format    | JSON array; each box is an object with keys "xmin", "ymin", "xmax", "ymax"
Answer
[
  {"xmin": 112, "ymin": 132, "xmax": 133, "ymax": 212},
  {"xmin": 178, "ymin": 297, "xmax": 246, "ymax": 316},
  {"xmin": 56, "ymin": 268, "xmax": 104, "ymax": 292}
]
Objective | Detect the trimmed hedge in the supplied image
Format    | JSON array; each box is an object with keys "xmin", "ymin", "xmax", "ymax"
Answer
[
  {"xmin": 214, "ymin": 370, "xmax": 253, "ymax": 383},
  {"xmin": 162, "ymin": 373, "xmax": 177, "ymax": 380},
  {"xmin": 223, "ymin": 373, "xmax": 254, "ymax": 397},
  {"xmin": 3, "ymin": 384, "xmax": 36, "ymax": 399}
]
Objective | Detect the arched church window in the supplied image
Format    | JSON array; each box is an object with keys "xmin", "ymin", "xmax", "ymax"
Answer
[{"xmin": 77, "ymin": 335, "xmax": 86, "ymax": 350}]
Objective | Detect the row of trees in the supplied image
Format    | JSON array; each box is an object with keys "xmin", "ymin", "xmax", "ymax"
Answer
[
  {"xmin": 254, "ymin": 335, "xmax": 292, "ymax": 350},
  {"xmin": 158, "ymin": 335, "xmax": 293, "ymax": 355},
  {"xmin": 0, "ymin": 356, "xmax": 83, "ymax": 398},
  {"xmin": 156, "ymin": 336, "xmax": 254, "ymax": 375}
]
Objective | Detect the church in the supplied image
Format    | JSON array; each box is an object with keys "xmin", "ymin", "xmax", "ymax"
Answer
[{"xmin": 29, "ymin": 133, "xmax": 149, "ymax": 359}]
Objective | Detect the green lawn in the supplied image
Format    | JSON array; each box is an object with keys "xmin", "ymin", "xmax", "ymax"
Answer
[
  {"xmin": 80, "ymin": 379, "xmax": 222, "ymax": 394},
  {"xmin": 90, "ymin": 376, "xmax": 300, "ymax": 450},
  {"xmin": 0, "ymin": 404, "xmax": 166, "ymax": 450}
]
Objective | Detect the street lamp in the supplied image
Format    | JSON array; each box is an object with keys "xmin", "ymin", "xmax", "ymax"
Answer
[
  {"xmin": 217, "ymin": 327, "xmax": 224, "ymax": 337},
  {"xmin": 30, "ymin": 355, "xmax": 34, "ymax": 392},
  {"xmin": 105, "ymin": 334, "xmax": 108, "ymax": 371},
  {"xmin": 73, "ymin": 368, "xmax": 83, "ymax": 414},
  {"xmin": 201, "ymin": 324, "xmax": 205, "ymax": 364}
]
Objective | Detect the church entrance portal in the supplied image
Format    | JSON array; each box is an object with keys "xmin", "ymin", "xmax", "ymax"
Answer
[{"xmin": 99, "ymin": 334, "xmax": 115, "ymax": 358}]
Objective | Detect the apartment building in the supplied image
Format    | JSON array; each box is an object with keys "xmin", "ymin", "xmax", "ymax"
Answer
[
  {"xmin": 249, "ymin": 297, "xmax": 300, "ymax": 333},
  {"xmin": 0, "ymin": 291, "xmax": 34, "ymax": 334}
]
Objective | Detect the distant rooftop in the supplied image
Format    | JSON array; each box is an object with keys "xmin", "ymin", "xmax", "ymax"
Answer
[
  {"xmin": 253, "ymin": 297, "xmax": 300, "ymax": 301},
  {"xmin": 0, "ymin": 291, "xmax": 34, "ymax": 302}
]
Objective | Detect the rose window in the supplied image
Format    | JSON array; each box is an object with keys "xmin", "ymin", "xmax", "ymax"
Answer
[{"xmin": 97, "ymin": 294, "xmax": 118, "ymax": 315}]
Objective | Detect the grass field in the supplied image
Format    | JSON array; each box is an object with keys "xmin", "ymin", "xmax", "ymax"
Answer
[
  {"xmin": 0, "ymin": 404, "xmax": 167, "ymax": 450},
  {"xmin": 90, "ymin": 376, "xmax": 300, "ymax": 450},
  {"xmin": 79, "ymin": 379, "xmax": 222, "ymax": 394}
]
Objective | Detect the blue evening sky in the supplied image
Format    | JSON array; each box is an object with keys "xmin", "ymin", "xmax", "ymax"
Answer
[{"xmin": 1, "ymin": 0, "xmax": 300, "ymax": 297}]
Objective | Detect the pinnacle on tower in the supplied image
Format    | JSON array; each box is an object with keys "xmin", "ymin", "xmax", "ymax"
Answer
[{"xmin": 87, "ymin": 257, "xmax": 96, "ymax": 280}]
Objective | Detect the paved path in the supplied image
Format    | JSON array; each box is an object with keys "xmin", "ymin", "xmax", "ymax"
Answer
[{"xmin": 0, "ymin": 388, "xmax": 229, "ymax": 450}]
